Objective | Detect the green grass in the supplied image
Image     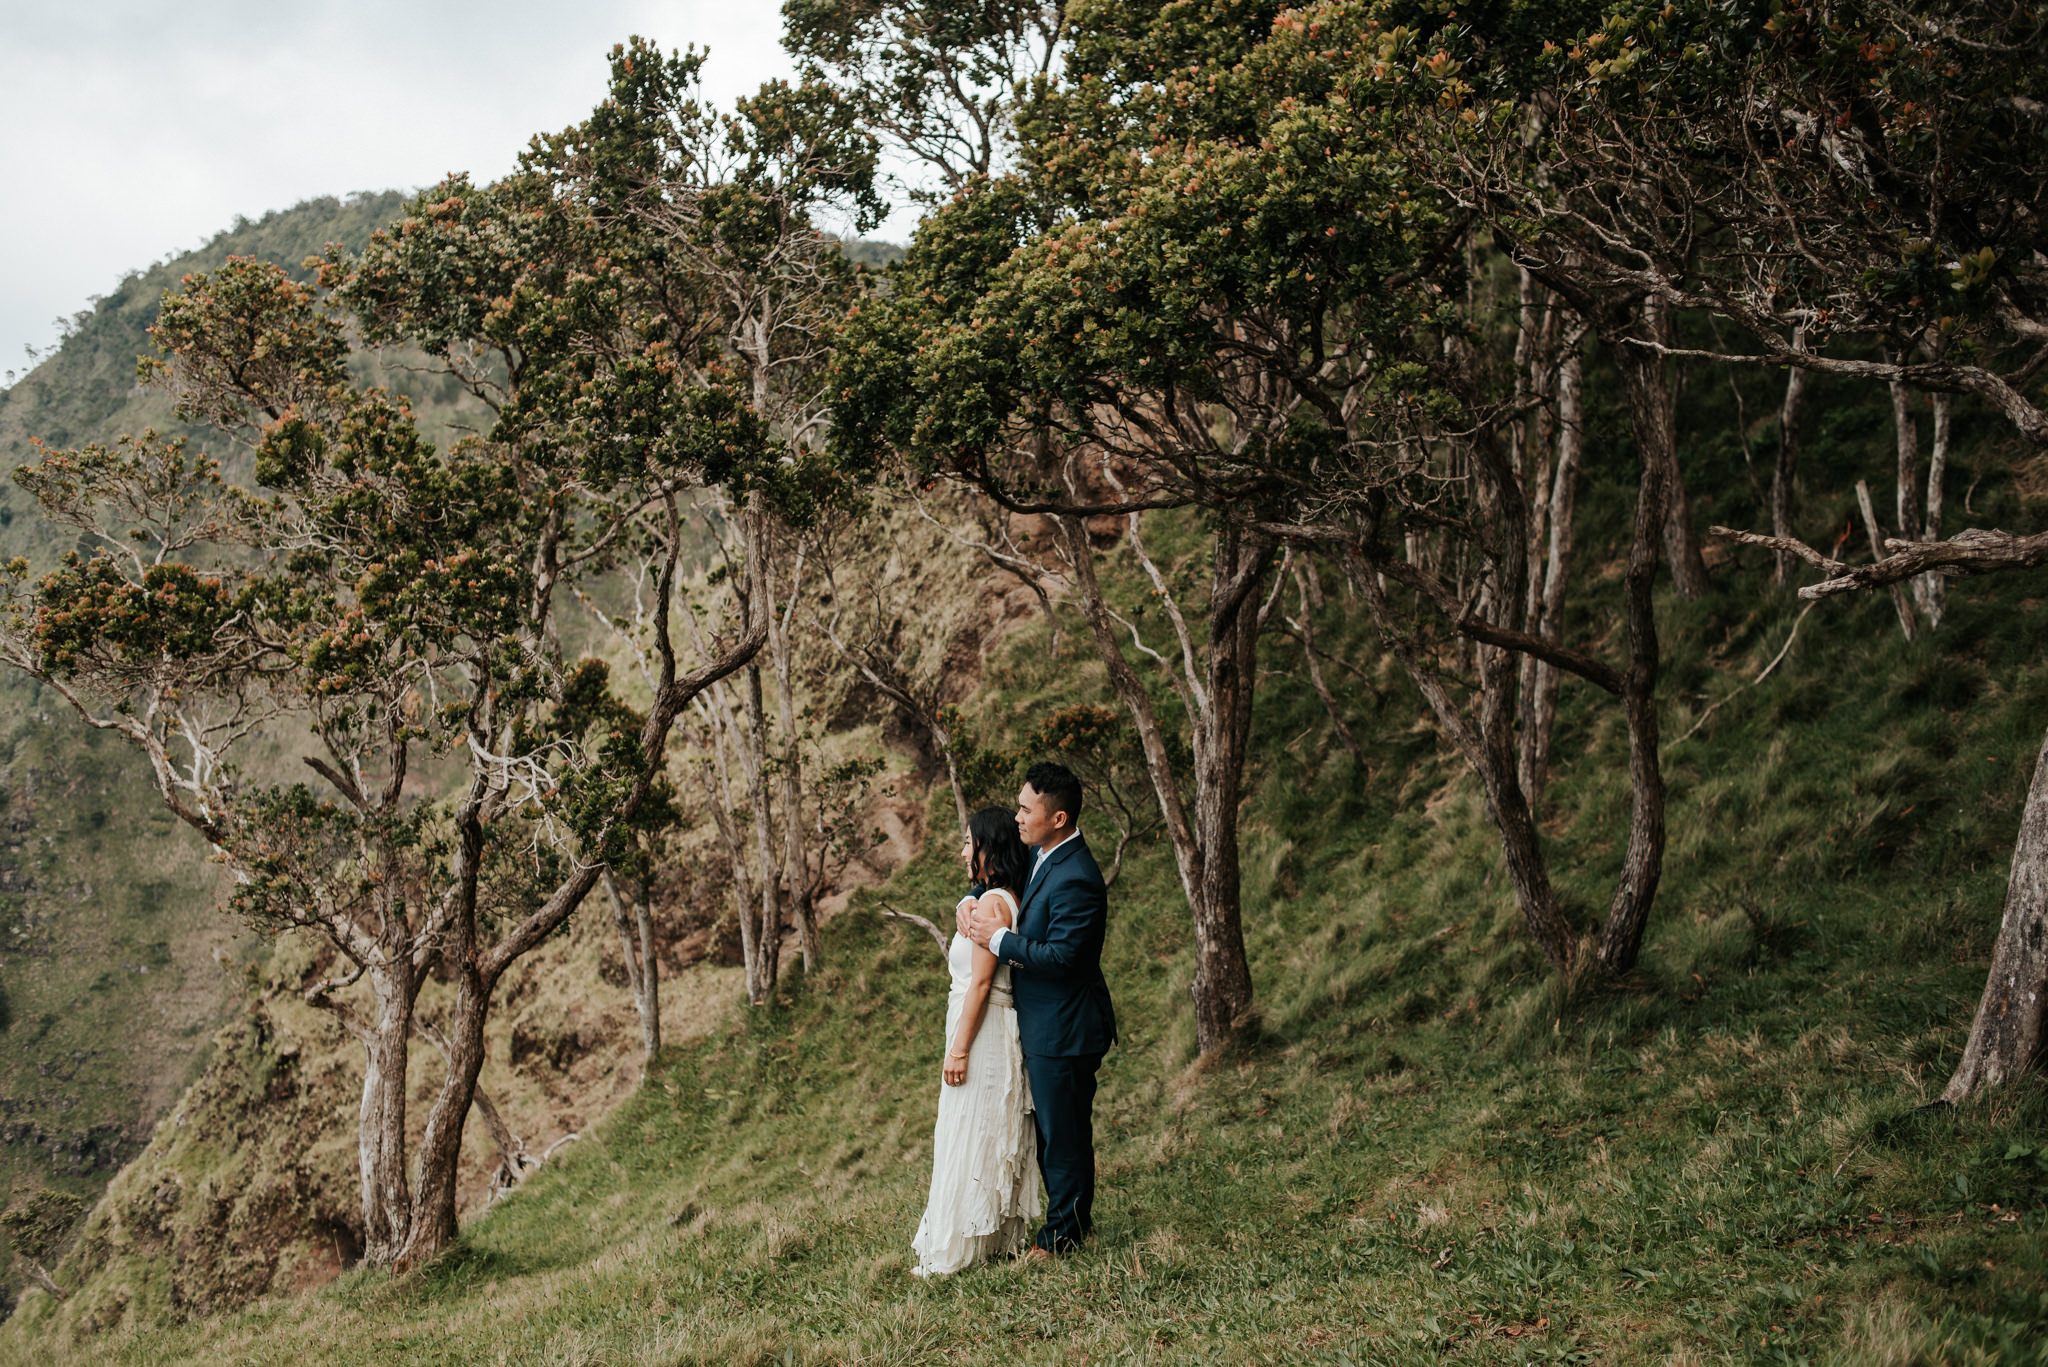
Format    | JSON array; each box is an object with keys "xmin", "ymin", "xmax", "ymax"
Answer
[{"xmin": 7, "ymin": 544, "xmax": 2047, "ymax": 1364}]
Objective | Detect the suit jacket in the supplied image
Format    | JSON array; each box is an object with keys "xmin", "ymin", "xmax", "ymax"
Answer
[{"xmin": 985, "ymin": 835, "xmax": 1117, "ymax": 1058}]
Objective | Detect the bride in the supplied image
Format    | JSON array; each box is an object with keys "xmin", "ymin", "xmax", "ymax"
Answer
[{"xmin": 910, "ymin": 808, "xmax": 1042, "ymax": 1276}]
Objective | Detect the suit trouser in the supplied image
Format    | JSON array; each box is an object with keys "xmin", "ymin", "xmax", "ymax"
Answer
[{"xmin": 1022, "ymin": 1049, "xmax": 1104, "ymax": 1250}]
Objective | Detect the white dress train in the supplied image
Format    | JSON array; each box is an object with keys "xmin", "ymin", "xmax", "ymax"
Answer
[{"xmin": 910, "ymin": 889, "xmax": 1041, "ymax": 1276}]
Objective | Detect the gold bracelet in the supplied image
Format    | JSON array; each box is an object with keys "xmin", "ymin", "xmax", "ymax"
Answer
[{"xmin": 948, "ymin": 1050, "xmax": 968, "ymax": 1060}]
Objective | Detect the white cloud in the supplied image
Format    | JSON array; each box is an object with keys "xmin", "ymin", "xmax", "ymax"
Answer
[{"xmin": 0, "ymin": 0, "xmax": 917, "ymax": 382}]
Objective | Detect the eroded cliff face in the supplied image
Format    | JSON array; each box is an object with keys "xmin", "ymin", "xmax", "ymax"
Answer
[
  {"xmin": 16, "ymin": 487, "xmax": 1040, "ymax": 1339},
  {"xmin": 45, "ymin": 919, "xmax": 732, "ymax": 1334}
]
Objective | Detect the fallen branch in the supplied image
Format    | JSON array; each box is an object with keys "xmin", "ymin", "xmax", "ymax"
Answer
[{"xmin": 1711, "ymin": 525, "xmax": 2048, "ymax": 598}]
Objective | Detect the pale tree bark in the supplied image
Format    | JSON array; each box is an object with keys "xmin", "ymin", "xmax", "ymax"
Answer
[
  {"xmin": 1942, "ymin": 725, "xmax": 2048, "ymax": 1103},
  {"xmin": 1648, "ymin": 300, "xmax": 1711, "ymax": 601},
  {"xmin": 604, "ymin": 870, "xmax": 662, "ymax": 1064},
  {"xmin": 687, "ymin": 504, "xmax": 790, "ymax": 1008},
  {"xmin": 1919, "ymin": 393, "xmax": 1951, "ymax": 630},
  {"xmin": 1856, "ymin": 479, "xmax": 1919, "ymax": 643},
  {"xmin": 690, "ymin": 511, "xmax": 873, "ymax": 1002},
  {"xmin": 697, "ymin": 714, "xmax": 773, "ymax": 1004},
  {"xmin": 769, "ymin": 548, "xmax": 820, "ymax": 974},
  {"xmin": 1890, "ymin": 366, "xmax": 1924, "ymax": 544},
  {"xmin": 1884, "ymin": 364, "xmax": 1947, "ymax": 632},
  {"xmin": 1712, "ymin": 525, "xmax": 2048, "ymax": 598},
  {"xmin": 20, "ymin": 1260, "xmax": 66, "ymax": 1301},
  {"xmin": 350, "ymin": 969, "xmax": 418, "ymax": 1265},
  {"xmin": 1518, "ymin": 335, "xmax": 1584, "ymax": 808},
  {"xmin": 1772, "ymin": 330, "xmax": 1809, "ymax": 587},
  {"xmin": 744, "ymin": 663, "xmax": 787, "ymax": 989}
]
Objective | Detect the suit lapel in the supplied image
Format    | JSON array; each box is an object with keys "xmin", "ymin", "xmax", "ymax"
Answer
[{"xmin": 1020, "ymin": 835, "xmax": 1081, "ymax": 927}]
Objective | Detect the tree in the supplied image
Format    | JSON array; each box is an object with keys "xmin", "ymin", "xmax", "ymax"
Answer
[
  {"xmin": 1717, "ymin": 522, "xmax": 2048, "ymax": 1100},
  {"xmin": 1416, "ymin": 0, "xmax": 2048, "ymax": 436},
  {"xmin": 552, "ymin": 40, "xmax": 884, "ymax": 1004},
  {"xmin": 829, "ymin": 0, "xmax": 1466, "ymax": 1049},
  {"xmin": 679, "ymin": 516, "xmax": 887, "ymax": 1005},
  {"xmin": 1638, "ymin": 0, "xmax": 2048, "ymax": 1097},
  {"xmin": 0, "ymin": 145, "xmax": 791, "ymax": 1266},
  {"xmin": 784, "ymin": 0, "xmax": 1065, "ymax": 197}
]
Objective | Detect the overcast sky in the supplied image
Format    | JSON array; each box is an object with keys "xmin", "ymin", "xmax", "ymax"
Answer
[{"xmin": 0, "ymin": 0, "xmax": 920, "ymax": 384}]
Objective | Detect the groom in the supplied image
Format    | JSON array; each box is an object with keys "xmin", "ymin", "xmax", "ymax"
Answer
[{"xmin": 960, "ymin": 760, "xmax": 1117, "ymax": 1259}]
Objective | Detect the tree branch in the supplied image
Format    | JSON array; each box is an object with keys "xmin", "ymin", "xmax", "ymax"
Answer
[{"xmin": 1712, "ymin": 525, "xmax": 2048, "ymax": 597}]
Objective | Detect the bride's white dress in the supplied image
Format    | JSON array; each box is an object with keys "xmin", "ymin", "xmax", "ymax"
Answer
[{"xmin": 910, "ymin": 889, "xmax": 1041, "ymax": 1276}]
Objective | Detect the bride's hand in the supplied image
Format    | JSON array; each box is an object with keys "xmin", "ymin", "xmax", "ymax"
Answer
[{"xmin": 944, "ymin": 1052, "xmax": 967, "ymax": 1086}]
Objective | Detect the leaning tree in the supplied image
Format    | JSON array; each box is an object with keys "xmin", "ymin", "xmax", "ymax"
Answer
[{"xmin": 0, "ymin": 154, "xmax": 801, "ymax": 1266}]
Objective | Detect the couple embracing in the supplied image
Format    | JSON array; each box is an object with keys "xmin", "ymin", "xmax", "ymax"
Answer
[{"xmin": 910, "ymin": 762, "xmax": 1117, "ymax": 1277}]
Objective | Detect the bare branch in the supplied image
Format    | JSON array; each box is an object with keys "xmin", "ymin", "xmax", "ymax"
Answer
[{"xmin": 875, "ymin": 900, "xmax": 952, "ymax": 961}]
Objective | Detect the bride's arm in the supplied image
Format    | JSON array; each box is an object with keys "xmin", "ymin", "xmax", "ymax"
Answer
[{"xmin": 945, "ymin": 897, "xmax": 1012, "ymax": 1086}]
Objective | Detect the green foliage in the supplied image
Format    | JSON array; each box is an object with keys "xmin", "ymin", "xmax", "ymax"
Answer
[
  {"xmin": 1408, "ymin": 0, "xmax": 2048, "ymax": 396},
  {"xmin": 936, "ymin": 703, "xmax": 1026, "ymax": 811}
]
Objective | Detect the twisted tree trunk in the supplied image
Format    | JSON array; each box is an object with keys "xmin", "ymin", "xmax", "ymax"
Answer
[
  {"xmin": 1061, "ymin": 513, "xmax": 1266, "ymax": 1054},
  {"xmin": 1597, "ymin": 329, "xmax": 1672, "ymax": 974}
]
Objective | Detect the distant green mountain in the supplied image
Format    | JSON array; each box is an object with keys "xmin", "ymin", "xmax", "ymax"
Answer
[{"xmin": 0, "ymin": 192, "xmax": 410, "ymax": 479}]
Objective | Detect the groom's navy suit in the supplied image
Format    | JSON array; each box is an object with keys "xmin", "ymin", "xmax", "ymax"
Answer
[{"xmin": 991, "ymin": 834, "xmax": 1116, "ymax": 1251}]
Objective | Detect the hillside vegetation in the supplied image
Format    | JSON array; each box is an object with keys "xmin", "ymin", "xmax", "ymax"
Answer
[
  {"xmin": 0, "ymin": 193, "xmax": 441, "ymax": 1299},
  {"xmin": 4, "ymin": 365, "xmax": 2047, "ymax": 1361}
]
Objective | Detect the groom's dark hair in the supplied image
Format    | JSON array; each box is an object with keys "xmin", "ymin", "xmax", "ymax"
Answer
[{"xmin": 1024, "ymin": 760, "xmax": 1083, "ymax": 825}]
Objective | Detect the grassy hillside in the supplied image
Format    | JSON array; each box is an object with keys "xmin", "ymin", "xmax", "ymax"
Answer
[
  {"xmin": 5, "ymin": 480, "xmax": 2046, "ymax": 1362},
  {"xmin": 0, "ymin": 193, "xmax": 413, "ymax": 487}
]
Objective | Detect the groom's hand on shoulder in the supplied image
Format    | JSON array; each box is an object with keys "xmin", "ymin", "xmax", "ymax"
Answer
[
  {"xmin": 964, "ymin": 898, "xmax": 1004, "ymax": 951},
  {"xmin": 955, "ymin": 894, "xmax": 977, "ymax": 938}
]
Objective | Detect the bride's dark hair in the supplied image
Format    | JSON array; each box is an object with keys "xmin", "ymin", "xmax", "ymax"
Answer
[{"xmin": 968, "ymin": 807, "xmax": 1032, "ymax": 893}]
